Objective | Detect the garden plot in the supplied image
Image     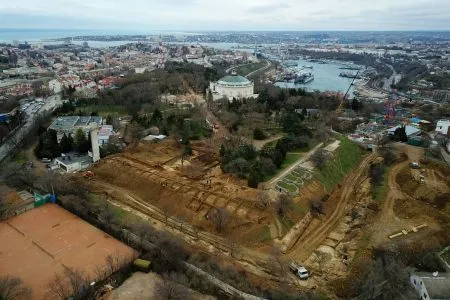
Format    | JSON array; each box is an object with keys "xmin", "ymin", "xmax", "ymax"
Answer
[{"xmin": 275, "ymin": 166, "xmax": 313, "ymax": 195}]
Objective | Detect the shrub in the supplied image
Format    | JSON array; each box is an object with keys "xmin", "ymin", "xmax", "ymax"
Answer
[{"xmin": 253, "ymin": 128, "xmax": 267, "ymax": 140}]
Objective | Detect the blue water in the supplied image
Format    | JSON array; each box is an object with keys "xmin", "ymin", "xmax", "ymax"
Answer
[
  {"xmin": 275, "ymin": 59, "xmax": 361, "ymax": 93},
  {"xmin": 0, "ymin": 29, "xmax": 361, "ymax": 92},
  {"xmin": 0, "ymin": 28, "xmax": 157, "ymax": 43}
]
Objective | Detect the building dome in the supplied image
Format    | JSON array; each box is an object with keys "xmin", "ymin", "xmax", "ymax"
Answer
[{"xmin": 217, "ymin": 75, "xmax": 251, "ymax": 86}]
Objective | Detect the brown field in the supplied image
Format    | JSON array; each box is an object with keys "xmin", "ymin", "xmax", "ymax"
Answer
[
  {"xmin": 0, "ymin": 204, "xmax": 136, "ymax": 300},
  {"xmin": 86, "ymin": 140, "xmax": 307, "ymax": 249}
]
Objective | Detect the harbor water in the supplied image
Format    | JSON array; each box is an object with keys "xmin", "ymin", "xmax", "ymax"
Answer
[{"xmin": 275, "ymin": 59, "xmax": 362, "ymax": 94}]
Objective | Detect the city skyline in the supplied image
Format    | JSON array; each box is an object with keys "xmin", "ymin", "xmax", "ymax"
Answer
[{"xmin": 1, "ymin": 0, "xmax": 450, "ymax": 31}]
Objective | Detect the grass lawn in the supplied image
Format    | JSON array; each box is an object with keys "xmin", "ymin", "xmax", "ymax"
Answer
[
  {"xmin": 278, "ymin": 181, "xmax": 297, "ymax": 193},
  {"xmin": 372, "ymin": 166, "xmax": 391, "ymax": 201},
  {"xmin": 279, "ymin": 216, "xmax": 295, "ymax": 235},
  {"xmin": 315, "ymin": 137, "xmax": 365, "ymax": 192},
  {"xmin": 265, "ymin": 152, "xmax": 302, "ymax": 181},
  {"xmin": 234, "ymin": 61, "xmax": 267, "ymax": 76},
  {"xmin": 76, "ymin": 105, "xmax": 128, "ymax": 116},
  {"xmin": 13, "ymin": 152, "xmax": 28, "ymax": 164},
  {"xmin": 259, "ymin": 225, "xmax": 272, "ymax": 242},
  {"xmin": 441, "ymin": 247, "xmax": 450, "ymax": 265}
]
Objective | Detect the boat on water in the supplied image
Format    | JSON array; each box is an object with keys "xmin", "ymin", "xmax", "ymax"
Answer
[
  {"xmin": 283, "ymin": 61, "xmax": 298, "ymax": 67},
  {"xmin": 295, "ymin": 72, "xmax": 314, "ymax": 84},
  {"xmin": 303, "ymin": 65, "xmax": 313, "ymax": 69},
  {"xmin": 339, "ymin": 66, "xmax": 361, "ymax": 70},
  {"xmin": 339, "ymin": 71, "xmax": 360, "ymax": 78}
]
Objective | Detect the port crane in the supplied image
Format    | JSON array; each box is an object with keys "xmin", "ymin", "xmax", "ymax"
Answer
[{"xmin": 336, "ymin": 69, "xmax": 360, "ymax": 112}]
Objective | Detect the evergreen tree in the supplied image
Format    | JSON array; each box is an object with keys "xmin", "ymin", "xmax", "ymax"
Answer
[
  {"xmin": 74, "ymin": 128, "xmax": 88, "ymax": 153},
  {"xmin": 59, "ymin": 133, "xmax": 74, "ymax": 153},
  {"xmin": 394, "ymin": 126, "xmax": 408, "ymax": 142},
  {"xmin": 105, "ymin": 115, "xmax": 113, "ymax": 125},
  {"xmin": 37, "ymin": 129, "xmax": 60, "ymax": 158},
  {"xmin": 151, "ymin": 108, "xmax": 163, "ymax": 124},
  {"xmin": 301, "ymin": 107, "xmax": 308, "ymax": 118}
]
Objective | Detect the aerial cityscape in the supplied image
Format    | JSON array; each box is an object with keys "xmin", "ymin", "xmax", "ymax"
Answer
[{"xmin": 0, "ymin": 1, "xmax": 449, "ymax": 299}]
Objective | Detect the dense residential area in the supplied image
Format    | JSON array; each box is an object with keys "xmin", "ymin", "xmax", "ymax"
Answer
[{"xmin": 0, "ymin": 29, "xmax": 449, "ymax": 300}]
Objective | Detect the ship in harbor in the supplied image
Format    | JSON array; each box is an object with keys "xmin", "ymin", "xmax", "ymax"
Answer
[
  {"xmin": 283, "ymin": 61, "xmax": 298, "ymax": 67},
  {"xmin": 339, "ymin": 71, "xmax": 361, "ymax": 79},
  {"xmin": 295, "ymin": 72, "xmax": 314, "ymax": 84}
]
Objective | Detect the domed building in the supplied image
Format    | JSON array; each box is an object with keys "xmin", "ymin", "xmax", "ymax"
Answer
[{"xmin": 209, "ymin": 74, "xmax": 258, "ymax": 101}]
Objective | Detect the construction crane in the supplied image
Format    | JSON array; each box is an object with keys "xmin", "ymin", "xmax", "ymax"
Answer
[
  {"xmin": 337, "ymin": 69, "xmax": 360, "ymax": 112},
  {"xmin": 384, "ymin": 88, "xmax": 399, "ymax": 122}
]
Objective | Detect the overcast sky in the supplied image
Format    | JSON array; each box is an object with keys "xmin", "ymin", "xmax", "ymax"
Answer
[{"xmin": 0, "ymin": 0, "xmax": 449, "ymax": 31}]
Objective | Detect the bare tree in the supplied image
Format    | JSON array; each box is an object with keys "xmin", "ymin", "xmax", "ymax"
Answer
[
  {"xmin": 153, "ymin": 273, "xmax": 191, "ymax": 300},
  {"xmin": 98, "ymin": 202, "xmax": 118, "ymax": 228},
  {"xmin": 359, "ymin": 257, "xmax": 415, "ymax": 300},
  {"xmin": 257, "ymin": 189, "xmax": 271, "ymax": 209},
  {"xmin": 315, "ymin": 125, "xmax": 329, "ymax": 143},
  {"xmin": 0, "ymin": 275, "xmax": 32, "ymax": 300},
  {"xmin": 161, "ymin": 204, "xmax": 171, "ymax": 227},
  {"xmin": 310, "ymin": 198, "xmax": 325, "ymax": 216},
  {"xmin": 155, "ymin": 233, "xmax": 189, "ymax": 269},
  {"xmin": 226, "ymin": 234, "xmax": 240, "ymax": 258},
  {"xmin": 132, "ymin": 222, "xmax": 154, "ymax": 247},
  {"xmin": 270, "ymin": 247, "xmax": 287, "ymax": 277},
  {"xmin": 275, "ymin": 194, "xmax": 293, "ymax": 217},
  {"xmin": 47, "ymin": 272, "xmax": 71, "ymax": 300},
  {"xmin": 176, "ymin": 215, "xmax": 187, "ymax": 233},
  {"xmin": 0, "ymin": 185, "xmax": 13, "ymax": 219},
  {"xmin": 310, "ymin": 149, "xmax": 329, "ymax": 170},
  {"xmin": 65, "ymin": 268, "xmax": 90, "ymax": 299},
  {"xmin": 211, "ymin": 208, "xmax": 230, "ymax": 233}
]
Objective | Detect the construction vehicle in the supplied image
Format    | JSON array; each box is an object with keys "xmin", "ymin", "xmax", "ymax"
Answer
[
  {"xmin": 83, "ymin": 171, "xmax": 95, "ymax": 179},
  {"xmin": 289, "ymin": 261, "xmax": 309, "ymax": 279}
]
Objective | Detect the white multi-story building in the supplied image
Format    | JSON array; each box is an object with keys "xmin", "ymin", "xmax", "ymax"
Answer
[
  {"xmin": 436, "ymin": 120, "xmax": 450, "ymax": 135},
  {"xmin": 410, "ymin": 272, "xmax": 450, "ymax": 300},
  {"xmin": 209, "ymin": 75, "xmax": 258, "ymax": 101}
]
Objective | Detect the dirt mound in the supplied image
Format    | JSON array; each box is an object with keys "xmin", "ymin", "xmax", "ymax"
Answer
[{"xmin": 395, "ymin": 164, "xmax": 450, "ymax": 209}]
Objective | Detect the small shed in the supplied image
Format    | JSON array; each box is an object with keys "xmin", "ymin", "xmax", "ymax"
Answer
[{"xmin": 133, "ymin": 259, "xmax": 151, "ymax": 273}]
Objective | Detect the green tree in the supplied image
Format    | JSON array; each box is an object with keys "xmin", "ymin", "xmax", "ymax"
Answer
[
  {"xmin": 36, "ymin": 129, "xmax": 60, "ymax": 159},
  {"xmin": 248, "ymin": 170, "xmax": 263, "ymax": 188},
  {"xmin": 105, "ymin": 115, "xmax": 113, "ymax": 125},
  {"xmin": 253, "ymin": 128, "xmax": 267, "ymax": 140},
  {"xmin": 74, "ymin": 128, "xmax": 89, "ymax": 153},
  {"xmin": 151, "ymin": 108, "xmax": 163, "ymax": 124},
  {"xmin": 394, "ymin": 126, "xmax": 408, "ymax": 142},
  {"xmin": 59, "ymin": 133, "xmax": 74, "ymax": 153}
]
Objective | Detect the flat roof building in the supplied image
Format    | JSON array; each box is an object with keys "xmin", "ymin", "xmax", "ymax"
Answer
[
  {"xmin": 48, "ymin": 116, "xmax": 103, "ymax": 142},
  {"xmin": 410, "ymin": 272, "xmax": 450, "ymax": 300}
]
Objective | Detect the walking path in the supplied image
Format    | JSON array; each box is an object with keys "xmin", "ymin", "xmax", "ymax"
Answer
[
  {"xmin": 268, "ymin": 143, "xmax": 323, "ymax": 187},
  {"xmin": 246, "ymin": 60, "xmax": 271, "ymax": 78}
]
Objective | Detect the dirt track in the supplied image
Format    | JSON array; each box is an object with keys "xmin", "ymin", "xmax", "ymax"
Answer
[{"xmin": 288, "ymin": 153, "xmax": 376, "ymax": 262}]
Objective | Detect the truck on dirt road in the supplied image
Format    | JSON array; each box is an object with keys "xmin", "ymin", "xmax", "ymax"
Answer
[{"xmin": 289, "ymin": 262, "xmax": 309, "ymax": 279}]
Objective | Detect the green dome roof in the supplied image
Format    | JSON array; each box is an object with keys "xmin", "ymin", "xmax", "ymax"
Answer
[{"xmin": 218, "ymin": 75, "xmax": 251, "ymax": 86}]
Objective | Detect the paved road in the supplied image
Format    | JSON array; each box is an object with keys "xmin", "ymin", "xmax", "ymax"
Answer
[
  {"xmin": 268, "ymin": 143, "xmax": 323, "ymax": 187},
  {"xmin": 0, "ymin": 94, "xmax": 62, "ymax": 162}
]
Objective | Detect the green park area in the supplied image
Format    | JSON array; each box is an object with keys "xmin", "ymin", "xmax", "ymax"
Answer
[
  {"xmin": 234, "ymin": 61, "xmax": 267, "ymax": 76},
  {"xmin": 315, "ymin": 137, "xmax": 365, "ymax": 192}
]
